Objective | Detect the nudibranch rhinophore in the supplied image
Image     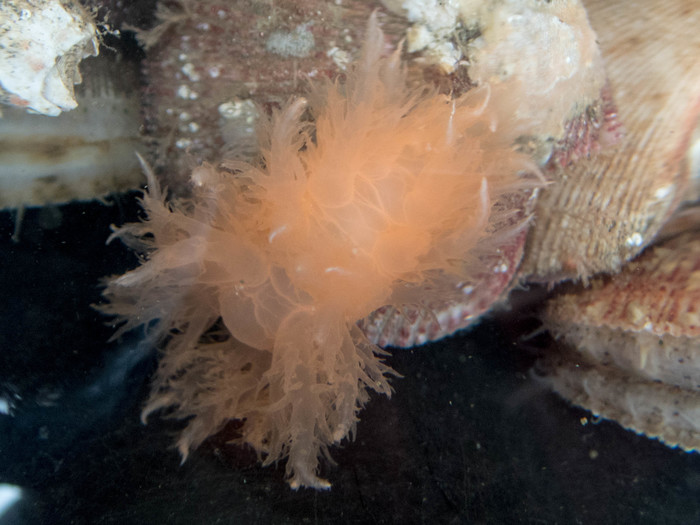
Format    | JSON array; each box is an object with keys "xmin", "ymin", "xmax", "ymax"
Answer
[{"xmin": 100, "ymin": 13, "xmax": 537, "ymax": 489}]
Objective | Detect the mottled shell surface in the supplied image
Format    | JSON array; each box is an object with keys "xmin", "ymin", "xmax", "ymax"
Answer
[
  {"xmin": 543, "ymin": 231, "xmax": 700, "ymax": 451},
  {"xmin": 382, "ymin": 0, "xmax": 610, "ymax": 166},
  {"xmin": 522, "ymin": 0, "xmax": 700, "ymax": 281},
  {"xmin": 547, "ymin": 233, "xmax": 700, "ymax": 339},
  {"xmin": 544, "ymin": 361, "xmax": 700, "ymax": 452},
  {"xmin": 138, "ymin": 0, "xmax": 410, "ymax": 193},
  {"xmin": 0, "ymin": 0, "xmax": 99, "ymax": 116}
]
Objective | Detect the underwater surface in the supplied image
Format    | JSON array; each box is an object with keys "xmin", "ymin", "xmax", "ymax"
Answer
[
  {"xmin": 1, "ymin": 201, "xmax": 700, "ymax": 524},
  {"xmin": 3, "ymin": 0, "xmax": 700, "ymax": 522}
]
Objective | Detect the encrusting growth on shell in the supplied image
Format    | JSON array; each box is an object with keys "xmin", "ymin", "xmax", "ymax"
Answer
[
  {"xmin": 383, "ymin": 0, "xmax": 610, "ymax": 166},
  {"xmin": 99, "ymin": 14, "xmax": 534, "ymax": 489},
  {"xmin": 356, "ymin": 0, "xmax": 610, "ymax": 348}
]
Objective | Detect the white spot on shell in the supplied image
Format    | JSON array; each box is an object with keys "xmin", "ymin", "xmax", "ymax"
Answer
[
  {"xmin": 406, "ymin": 24, "xmax": 432, "ymax": 52},
  {"xmin": 654, "ymin": 185, "xmax": 672, "ymax": 200},
  {"xmin": 327, "ymin": 47, "xmax": 350, "ymax": 70},
  {"xmin": 181, "ymin": 63, "xmax": 200, "ymax": 82},
  {"xmin": 626, "ymin": 233, "xmax": 643, "ymax": 247},
  {"xmin": 218, "ymin": 99, "xmax": 256, "ymax": 120}
]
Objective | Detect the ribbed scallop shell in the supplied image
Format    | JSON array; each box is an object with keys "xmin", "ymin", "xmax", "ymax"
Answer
[
  {"xmin": 358, "ymin": 226, "xmax": 529, "ymax": 348},
  {"xmin": 542, "ymin": 230, "xmax": 700, "ymax": 450},
  {"xmin": 359, "ymin": 190, "xmax": 535, "ymax": 348},
  {"xmin": 522, "ymin": 0, "xmax": 700, "ymax": 281},
  {"xmin": 543, "ymin": 361, "xmax": 700, "ymax": 452},
  {"xmin": 547, "ymin": 232, "xmax": 700, "ymax": 339}
]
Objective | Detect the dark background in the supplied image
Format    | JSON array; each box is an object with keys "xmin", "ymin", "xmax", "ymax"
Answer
[{"xmin": 1, "ymin": 199, "xmax": 700, "ymax": 525}]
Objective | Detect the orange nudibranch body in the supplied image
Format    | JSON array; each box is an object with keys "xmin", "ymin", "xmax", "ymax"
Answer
[{"xmin": 100, "ymin": 13, "xmax": 533, "ymax": 489}]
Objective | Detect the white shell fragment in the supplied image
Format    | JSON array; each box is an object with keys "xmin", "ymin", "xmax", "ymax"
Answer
[
  {"xmin": 381, "ymin": 0, "xmax": 463, "ymax": 72},
  {"xmin": 0, "ymin": 0, "xmax": 99, "ymax": 116},
  {"xmin": 466, "ymin": 0, "xmax": 604, "ymax": 143},
  {"xmin": 0, "ymin": 54, "xmax": 143, "ymax": 208}
]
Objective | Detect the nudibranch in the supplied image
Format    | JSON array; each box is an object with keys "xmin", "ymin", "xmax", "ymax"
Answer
[{"xmin": 99, "ymin": 14, "xmax": 535, "ymax": 489}]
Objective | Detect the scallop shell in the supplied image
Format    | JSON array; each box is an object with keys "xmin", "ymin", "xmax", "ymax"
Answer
[
  {"xmin": 542, "ymin": 230, "xmax": 700, "ymax": 450},
  {"xmin": 358, "ymin": 224, "xmax": 529, "ymax": 348},
  {"xmin": 138, "ymin": 0, "xmax": 410, "ymax": 194},
  {"xmin": 359, "ymin": 190, "xmax": 535, "ymax": 348},
  {"xmin": 522, "ymin": 0, "xmax": 700, "ymax": 281},
  {"xmin": 543, "ymin": 361, "xmax": 700, "ymax": 451},
  {"xmin": 360, "ymin": 0, "xmax": 610, "ymax": 347},
  {"xmin": 382, "ymin": 0, "xmax": 611, "ymax": 166},
  {"xmin": 546, "ymin": 232, "xmax": 700, "ymax": 341}
]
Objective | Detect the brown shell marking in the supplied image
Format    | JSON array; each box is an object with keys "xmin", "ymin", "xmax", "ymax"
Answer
[
  {"xmin": 543, "ymin": 231, "xmax": 700, "ymax": 451},
  {"xmin": 547, "ymin": 232, "xmax": 700, "ymax": 339},
  {"xmin": 522, "ymin": 0, "xmax": 700, "ymax": 282}
]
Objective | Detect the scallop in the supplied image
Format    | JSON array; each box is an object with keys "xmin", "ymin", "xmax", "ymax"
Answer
[
  {"xmin": 383, "ymin": 0, "xmax": 611, "ymax": 166},
  {"xmin": 359, "ymin": 191, "xmax": 536, "ymax": 347},
  {"xmin": 522, "ymin": 0, "xmax": 700, "ymax": 281},
  {"xmin": 137, "ymin": 0, "xmax": 406, "ymax": 194},
  {"xmin": 360, "ymin": 0, "xmax": 610, "ymax": 347},
  {"xmin": 542, "ymin": 230, "xmax": 700, "ymax": 451}
]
